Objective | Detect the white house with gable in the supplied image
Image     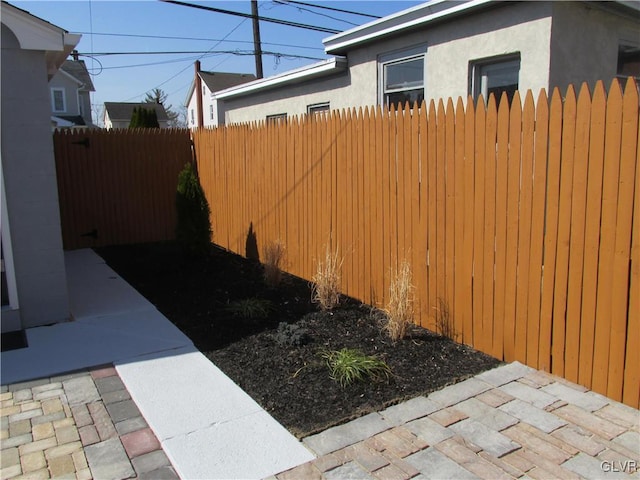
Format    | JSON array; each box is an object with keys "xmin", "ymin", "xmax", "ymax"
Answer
[{"xmin": 185, "ymin": 60, "xmax": 255, "ymax": 128}]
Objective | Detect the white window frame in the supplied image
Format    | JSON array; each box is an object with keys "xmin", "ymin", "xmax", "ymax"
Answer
[
  {"xmin": 470, "ymin": 54, "xmax": 520, "ymax": 104},
  {"xmin": 617, "ymin": 43, "xmax": 640, "ymax": 82},
  {"xmin": 307, "ymin": 102, "xmax": 329, "ymax": 115},
  {"xmin": 266, "ymin": 113, "xmax": 287, "ymax": 123},
  {"xmin": 378, "ymin": 44, "xmax": 427, "ymax": 109},
  {"xmin": 77, "ymin": 91, "xmax": 84, "ymax": 118},
  {"xmin": 209, "ymin": 104, "xmax": 214, "ymax": 121},
  {"xmin": 51, "ymin": 88, "xmax": 66, "ymax": 113},
  {"xmin": 190, "ymin": 109, "xmax": 195, "ymax": 125}
]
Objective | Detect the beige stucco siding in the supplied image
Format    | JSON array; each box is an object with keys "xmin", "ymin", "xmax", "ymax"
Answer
[
  {"xmin": 347, "ymin": 1, "xmax": 552, "ymax": 104},
  {"xmin": 549, "ymin": 2, "xmax": 640, "ymax": 93},
  {"xmin": 222, "ymin": 1, "xmax": 637, "ymax": 124},
  {"xmin": 224, "ymin": 72, "xmax": 352, "ymax": 124}
]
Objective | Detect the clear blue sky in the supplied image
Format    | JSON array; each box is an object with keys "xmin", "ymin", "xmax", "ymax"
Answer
[{"xmin": 12, "ymin": 1, "xmax": 423, "ymax": 125}]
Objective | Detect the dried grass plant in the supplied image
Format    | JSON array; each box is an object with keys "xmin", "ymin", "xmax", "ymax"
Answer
[
  {"xmin": 384, "ymin": 260, "xmax": 414, "ymax": 341},
  {"xmin": 311, "ymin": 244, "xmax": 343, "ymax": 311},
  {"xmin": 263, "ymin": 240, "xmax": 285, "ymax": 287}
]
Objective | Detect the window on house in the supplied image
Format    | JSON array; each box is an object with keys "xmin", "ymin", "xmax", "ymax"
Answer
[
  {"xmin": 209, "ymin": 104, "xmax": 214, "ymax": 121},
  {"xmin": 307, "ymin": 102, "xmax": 330, "ymax": 116},
  {"xmin": 471, "ymin": 55, "xmax": 520, "ymax": 105},
  {"xmin": 190, "ymin": 109, "xmax": 195, "ymax": 125},
  {"xmin": 379, "ymin": 45, "xmax": 426, "ymax": 110},
  {"xmin": 266, "ymin": 113, "xmax": 287, "ymax": 123},
  {"xmin": 51, "ymin": 88, "xmax": 66, "ymax": 112},
  {"xmin": 617, "ymin": 44, "xmax": 640, "ymax": 80},
  {"xmin": 202, "ymin": 85, "xmax": 206, "ymax": 96}
]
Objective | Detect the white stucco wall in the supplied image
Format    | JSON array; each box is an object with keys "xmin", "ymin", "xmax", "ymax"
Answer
[
  {"xmin": 549, "ymin": 2, "xmax": 640, "ymax": 93},
  {"xmin": 222, "ymin": 1, "xmax": 636, "ymax": 124},
  {"xmin": 222, "ymin": 73, "xmax": 351, "ymax": 124},
  {"xmin": 1, "ymin": 23, "xmax": 70, "ymax": 328}
]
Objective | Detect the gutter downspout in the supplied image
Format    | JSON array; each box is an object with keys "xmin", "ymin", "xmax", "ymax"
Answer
[{"xmin": 195, "ymin": 60, "xmax": 204, "ymax": 127}]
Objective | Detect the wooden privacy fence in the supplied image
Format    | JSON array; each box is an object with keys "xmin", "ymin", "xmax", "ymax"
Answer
[
  {"xmin": 193, "ymin": 79, "xmax": 639, "ymax": 408},
  {"xmin": 54, "ymin": 128, "xmax": 192, "ymax": 250}
]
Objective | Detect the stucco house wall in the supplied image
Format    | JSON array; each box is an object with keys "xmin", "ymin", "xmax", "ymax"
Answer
[
  {"xmin": 220, "ymin": 1, "xmax": 638, "ymax": 125},
  {"xmin": 1, "ymin": 14, "xmax": 76, "ymax": 330},
  {"xmin": 549, "ymin": 2, "xmax": 640, "ymax": 93}
]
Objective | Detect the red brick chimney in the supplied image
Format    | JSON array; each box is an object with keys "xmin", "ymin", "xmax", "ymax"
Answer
[{"xmin": 195, "ymin": 60, "xmax": 204, "ymax": 127}]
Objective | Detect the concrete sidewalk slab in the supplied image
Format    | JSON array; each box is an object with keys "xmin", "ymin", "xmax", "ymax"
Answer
[
  {"xmin": 1, "ymin": 310, "xmax": 193, "ymax": 385},
  {"xmin": 66, "ymin": 251, "xmax": 154, "ymax": 320},
  {"xmin": 116, "ymin": 346, "xmax": 315, "ymax": 478}
]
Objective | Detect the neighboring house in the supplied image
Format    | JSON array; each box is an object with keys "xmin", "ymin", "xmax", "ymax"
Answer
[
  {"xmin": 1, "ymin": 1, "xmax": 80, "ymax": 332},
  {"xmin": 103, "ymin": 102, "xmax": 170, "ymax": 129},
  {"xmin": 216, "ymin": 0, "xmax": 640, "ymax": 124},
  {"xmin": 49, "ymin": 53, "xmax": 96, "ymax": 129},
  {"xmin": 185, "ymin": 60, "xmax": 255, "ymax": 128}
]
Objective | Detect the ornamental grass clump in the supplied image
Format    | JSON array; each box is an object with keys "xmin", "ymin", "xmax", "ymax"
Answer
[
  {"xmin": 322, "ymin": 348, "xmax": 391, "ymax": 387},
  {"xmin": 225, "ymin": 298, "xmax": 272, "ymax": 320},
  {"xmin": 263, "ymin": 240, "xmax": 285, "ymax": 287},
  {"xmin": 384, "ymin": 260, "xmax": 414, "ymax": 341},
  {"xmin": 311, "ymin": 244, "xmax": 343, "ymax": 311}
]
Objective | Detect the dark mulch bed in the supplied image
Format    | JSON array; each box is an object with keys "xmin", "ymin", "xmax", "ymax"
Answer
[{"xmin": 96, "ymin": 242, "xmax": 501, "ymax": 438}]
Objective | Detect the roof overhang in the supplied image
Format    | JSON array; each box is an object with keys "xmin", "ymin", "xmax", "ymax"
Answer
[
  {"xmin": 323, "ymin": 0, "xmax": 640, "ymax": 56},
  {"xmin": 323, "ymin": 0, "xmax": 493, "ymax": 55},
  {"xmin": 1, "ymin": 2, "xmax": 81, "ymax": 79},
  {"xmin": 215, "ymin": 57, "xmax": 347, "ymax": 100}
]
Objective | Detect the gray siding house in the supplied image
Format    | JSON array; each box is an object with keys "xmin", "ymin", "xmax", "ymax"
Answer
[
  {"xmin": 1, "ymin": 1, "xmax": 80, "ymax": 332},
  {"xmin": 49, "ymin": 55, "xmax": 96, "ymax": 129},
  {"xmin": 216, "ymin": 0, "xmax": 640, "ymax": 124}
]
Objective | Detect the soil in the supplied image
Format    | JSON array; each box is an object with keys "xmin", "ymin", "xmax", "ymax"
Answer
[{"xmin": 96, "ymin": 242, "xmax": 501, "ymax": 438}]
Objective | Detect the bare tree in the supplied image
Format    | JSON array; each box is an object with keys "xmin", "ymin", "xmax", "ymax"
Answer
[{"xmin": 144, "ymin": 88, "xmax": 185, "ymax": 128}]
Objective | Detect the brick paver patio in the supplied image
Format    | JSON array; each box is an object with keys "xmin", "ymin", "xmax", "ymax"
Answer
[
  {"xmin": 2, "ymin": 361, "xmax": 639, "ymax": 479},
  {"xmin": 273, "ymin": 363, "xmax": 640, "ymax": 480},
  {"xmin": 0, "ymin": 366, "xmax": 177, "ymax": 480}
]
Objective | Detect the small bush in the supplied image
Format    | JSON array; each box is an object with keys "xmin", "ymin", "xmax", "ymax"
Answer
[
  {"xmin": 311, "ymin": 244, "xmax": 342, "ymax": 311},
  {"xmin": 263, "ymin": 240, "xmax": 285, "ymax": 287},
  {"xmin": 321, "ymin": 348, "xmax": 391, "ymax": 387},
  {"xmin": 225, "ymin": 298, "xmax": 272, "ymax": 320},
  {"xmin": 175, "ymin": 163, "xmax": 211, "ymax": 256},
  {"xmin": 384, "ymin": 260, "xmax": 414, "ymax": 341},
  {"xmin": 273, "ymin": 322, "xmax": 311, "ymax": 347}
]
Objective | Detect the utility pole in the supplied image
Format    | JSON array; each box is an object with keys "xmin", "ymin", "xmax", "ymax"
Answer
[{"xmin": 251, "ymin": 0, "xmax": 264, "ymax": 79}]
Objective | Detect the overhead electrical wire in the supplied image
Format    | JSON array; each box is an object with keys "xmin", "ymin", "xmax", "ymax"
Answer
[
  {"xmin": 121, "ymin": 11, "xmax": 250, "ymax": 101},
  {"xmin": 75, "ymin": 31, "xmax": 324, "ymax": 51},
  {"xmin": 83, "ymin": 50, "xmax": 324, "ymax": 59},
  {"xmin": 273, "ymin": 0, "xmax": 359, "ymax": 27},
  {"xmin": 159, "ymin": 0, "xmax": 341, "ymax": 34},
  {"xmin": 275, "ymin": 0, "xmax": 381, "ymax": 19}
]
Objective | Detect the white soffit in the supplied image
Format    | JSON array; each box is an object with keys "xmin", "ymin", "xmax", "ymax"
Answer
[{"xmin": 215, "ymin": 57, "xmax": 347, "ymax": 99}]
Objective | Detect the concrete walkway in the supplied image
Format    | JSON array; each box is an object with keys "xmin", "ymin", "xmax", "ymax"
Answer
[
  {"xmin": 2, "ymin": 248, "xmax": 639, "ymax": 479},
  {"xmin": 1, "ymin": 249, "xmax": 314, "ymax": 479}
]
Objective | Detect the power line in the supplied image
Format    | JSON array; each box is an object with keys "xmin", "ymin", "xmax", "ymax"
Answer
[
  {"xmin": 273, "ymin": 0, "xmax": 359, "ymax": 27},
  {"xmin": 82, "ymin": 50, "xmax": 323, "ymax": 58},
  {"xmin": 122, "ymin": 12, "xmax": 249, "ymax": 101},
  {"xmin": 277, "ymin": 0, "xmax": 381, "ymax": 19},
  {"xmin": 75, "ymin": 31, "xmax": 324, "ymax": 51},
  {"xmin": 159, "ymin": 0, "xmax": 341, "ymax": 34},
  {"xmin": 81, "ymin": 50, "xmax": 324, "ymax": 71}
]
